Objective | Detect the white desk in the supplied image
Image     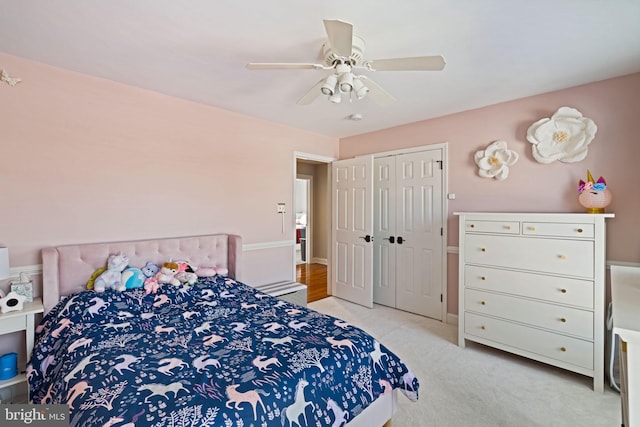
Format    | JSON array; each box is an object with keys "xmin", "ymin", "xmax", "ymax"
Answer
[{"xmin": 611, "ymin": 265, "xmax": 640, "ymax": 426}]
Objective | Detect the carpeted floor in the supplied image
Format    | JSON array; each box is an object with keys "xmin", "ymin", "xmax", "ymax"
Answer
[{"xmin": 309, "ymin": 297, "xmax": 621, "ymax": 427}]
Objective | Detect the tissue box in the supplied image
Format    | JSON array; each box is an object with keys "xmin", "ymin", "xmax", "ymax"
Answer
[{"xmin": 10, "ymin": 281, "xmax": 33, "ymax": 302}]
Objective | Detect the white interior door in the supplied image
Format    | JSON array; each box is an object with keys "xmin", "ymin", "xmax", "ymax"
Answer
[
  {"xmin": 395, "ymin": 150, "xmax": 444, "ymax": 319},
  {"xmin": 373, "ymin": 156, "xmax": 396, "ymax": 307},
  {"xmin": 331, "ymin": 156, "xmax": 374, "ymax": 308}
]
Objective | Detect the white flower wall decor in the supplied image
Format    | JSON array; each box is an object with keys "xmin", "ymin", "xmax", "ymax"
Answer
[
  {"xmin": 474, "ymin": 140, "xmax": 519, "ymax": 181},
  {"xmin": 0, "ymin": 69, "xmax": 22, "ymax": 86},
  {"xmin": 526, "ymin": 106, "xmax": 597, "ymax": 164}
]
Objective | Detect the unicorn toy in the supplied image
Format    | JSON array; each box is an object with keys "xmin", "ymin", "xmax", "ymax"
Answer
[{"xmin": 578, "ymin": 170, "xmax": 612, "ymax": 214}]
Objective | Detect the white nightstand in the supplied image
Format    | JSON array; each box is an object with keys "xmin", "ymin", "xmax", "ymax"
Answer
[{"xmin": 0, "ymin": 297, "xmax": 44, "ymax": 391}]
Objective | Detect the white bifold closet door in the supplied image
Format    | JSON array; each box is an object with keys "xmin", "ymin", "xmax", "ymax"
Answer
[
  {"xmin": 331, "ymin": 156, "xmax": 374, "ymax": 308},
  {"xmin": 373, "ymin": 149, "xmax": 444, "ymax": 320}
]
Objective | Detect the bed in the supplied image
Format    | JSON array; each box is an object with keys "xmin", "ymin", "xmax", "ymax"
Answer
[{"xmin": 30, "ymin": 234, "xmax": 419, "ymax": 427}]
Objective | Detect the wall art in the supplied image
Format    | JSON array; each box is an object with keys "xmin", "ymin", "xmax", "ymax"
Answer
[
  {"xmin": 474, "ymin": 140, "xmax": 519, "ymax": 181},
  {"xmin": 526, "ymin": 106, "xmax": 597, "ymax": 164}
]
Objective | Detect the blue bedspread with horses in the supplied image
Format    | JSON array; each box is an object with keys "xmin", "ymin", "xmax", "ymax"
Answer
[{"xmin": 29, "ymin": 276, "xmax": 419, "ymax": 427}]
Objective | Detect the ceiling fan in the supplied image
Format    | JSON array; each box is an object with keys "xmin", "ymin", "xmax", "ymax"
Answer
[{"xmin": 246, "ymin": 19, "xmax": 446, "ymax": 106}]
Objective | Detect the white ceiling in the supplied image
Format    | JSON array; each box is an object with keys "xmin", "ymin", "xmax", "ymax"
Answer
[{"xmin": 1, "ymin": 1, "xmax": 639, "ymax": 138}]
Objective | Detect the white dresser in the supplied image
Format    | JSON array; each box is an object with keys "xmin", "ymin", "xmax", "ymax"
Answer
[{"xmin": 455, "ymin": 212, "xmax": 613, "ymax": 392}]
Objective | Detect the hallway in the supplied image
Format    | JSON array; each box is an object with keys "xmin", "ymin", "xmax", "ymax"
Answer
[{"xmin": 296, "ymin": 263, "xmax": 328, "ymax": 303}]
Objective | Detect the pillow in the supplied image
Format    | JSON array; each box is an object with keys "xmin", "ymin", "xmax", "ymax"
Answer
[
  {"xmin": 195, "ymin": 267, "xmax": 217, "ymax": 277},
  {"xmin": 194, "ymin": 266, "xmax": 228, "ymax": 277}
]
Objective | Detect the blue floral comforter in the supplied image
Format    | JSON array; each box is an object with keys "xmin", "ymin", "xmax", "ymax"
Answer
[{"xmin": 29, "ymin": 276, "xmax": 419, "ymax": 427}]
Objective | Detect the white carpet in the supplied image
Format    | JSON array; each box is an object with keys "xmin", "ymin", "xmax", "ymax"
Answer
[{"xmin": 309, "ymin": 297, "xmax": 621, "ymax": 427}]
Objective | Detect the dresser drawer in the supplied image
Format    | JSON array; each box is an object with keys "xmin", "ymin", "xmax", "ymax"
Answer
[
  {"xmin": 464, "ymin": 265, "xmax": 594, "ymax": 309},
  {"xmin": 522, "ymin": 222, "xmax": 594, "ymax": 238},
  {"xmin": 464, "ymin": 312, "xmax": 594, "ymax": 369},
  {"xmin": 465, "ymin": 220, "xmax": 519, "ymax": 234},
  {"xmin": 465, "ymin": 234, "xmax": 594, "ymax": 278},
  {"xmin": 465, "ymin": 289, "xmax": 593, "ymax": 339}
]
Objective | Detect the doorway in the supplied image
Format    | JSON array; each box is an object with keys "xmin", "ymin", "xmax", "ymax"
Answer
[
  {"xmin": 294, "ymin": 153, "xmax": 334, "ymax": 302},
  {"xmin": 295, "ymin": 175, "xmax": 311, "ymax": 265}
]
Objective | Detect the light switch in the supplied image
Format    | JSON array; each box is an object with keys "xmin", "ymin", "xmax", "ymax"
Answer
[{"xmin": 277, "ymin": 203, "xmax": 286, "ymax": 213}]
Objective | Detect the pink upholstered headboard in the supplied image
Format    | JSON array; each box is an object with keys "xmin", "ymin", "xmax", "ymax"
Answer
[{"xmin": 41, "ymin": 234, "xmax": 242, "ymax": 314}]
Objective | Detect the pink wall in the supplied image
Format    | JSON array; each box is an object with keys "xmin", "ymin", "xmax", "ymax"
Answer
[
  {"xmin": 340, "ymin": 73, "xmax": 640, "ymax": 315},
  {"xmin": 1, "ymin": 52, "xmax": 638, "ymax": 319},
  {"xmin": 0, "ymin": 53, "xmax": 338, "ymax": 296}
]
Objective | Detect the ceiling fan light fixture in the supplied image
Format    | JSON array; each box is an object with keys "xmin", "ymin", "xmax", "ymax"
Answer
[
  {"xmin": 338, "ymin": 72, "xmax": 353, "ymax": 93},
  {"xmin": 320, "ymin": 74, "xmax": 338, "ymax": 96},
  {"xmin": 329, "ymin": 86, "xmax": 342, "ymax": 104},
  {"xmin": 353, "ymin": 77, "xmax": 369, "ymax": 99}
]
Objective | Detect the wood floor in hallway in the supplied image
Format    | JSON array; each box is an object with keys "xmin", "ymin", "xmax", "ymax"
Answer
[{"xmin": 296, "ymin": 263, "xmax": 329, "ymax": 303}]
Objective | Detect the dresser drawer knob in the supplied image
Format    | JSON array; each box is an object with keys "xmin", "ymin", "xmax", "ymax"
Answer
[
  {"xmin": 560, "ymin": 347, "xmax": 567, "ymax": 352},
  {"xmin": 480, "ymin": 326, "xmax": 486, "ymax": 330},
  {"xmin": 559, "ymin": 255, "xmax": 566, "ymax": 260},
  {"xmin": 560, "ymin": 318, "xmax": 567, "ymax": 323},
  {"xmin": 481, "ymin": 248, "xmax": 486, "ymax": 252},
  {"xmin": 577, "ymin": 228, "xmax": 583, "ymax": 233},
  {"xmin": 504, "ymin": 225, "xmax": 511, "ymax": 230},
  {"xmin": 560, "ymin": 288, "xmax": 567, "ymax": 294},
  {"xmin": 481, "ymin": 276, "xmax": 486, "ymax": 281},
  {"xmin": 481, "ymin": 301, "xmax": 486, "ymax": 305},
  {"xmin": 469, "ymin": 224, "xmax": 475, "ymax": 228},
  {"xmin": 529, "ymin": 226, "xmax": 536, "ymax": 231}
]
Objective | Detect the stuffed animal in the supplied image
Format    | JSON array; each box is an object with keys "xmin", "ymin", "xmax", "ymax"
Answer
[
  {"xmin": 155, "ymin": 261, "xmax": 181, "ymax": 287},
  {"xmin": 122, "ymin": 267, "xmax": 145, "ymax": 290},
  {"xmin": 175, "ymin": 260, "xmax": 198, "ymax": 285},
  {"xmin": 144, "ymin": 277, "xmax": 159, "ymax": 294},
  {"xmin": 86, "ymin": 267, "xmax": 107, "ymax": 290},
  {"xmin": 142, "ymin": 262, "xmax": 161, "ymax": 294},
  {"xmin": 141, "ymin": 262, "xmax": 159, "ymax": 278},
  {"xmin": 93, "ymin": 253, "xmax": 129, "ymax": 293}
]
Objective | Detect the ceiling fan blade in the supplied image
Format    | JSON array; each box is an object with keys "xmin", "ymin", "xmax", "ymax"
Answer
[
  {"xmin": 323, "ymin": 19, "xmax": 353, "ymax": 59},
  {"xmin": 359, "ymin": 76, "xmax": 396, "ymax": 106},
  {"xmin": 246, "ymin": 63, "xmax": 323, "ymax": 70},
  {"xmin": 368, "ymin": 55, "xmax": 446, "ymax": 71},
  {"xmin": 297, "ymin": 78, "xmax": 326, "ymax": 105}
]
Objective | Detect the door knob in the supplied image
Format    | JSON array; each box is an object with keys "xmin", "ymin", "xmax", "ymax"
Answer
[
  {"xmin": 383, "ymin": 236, "xmax": 395, "ymax": 244},
  {"xmin": 359, "ymin": 235, "xmax": 372, "ymax": 242},
  {"xmin": 396, "ymin": 236, "xmax": 404, "ymax": 244}
]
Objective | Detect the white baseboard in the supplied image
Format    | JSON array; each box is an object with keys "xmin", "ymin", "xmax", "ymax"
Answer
[
  {"xmin": 310, "ymin": 257, "xmax": 327, "ymax": 265},
  {"xmin": 447, "ymin": 313, "xmax": 458, "ymax": 326}
]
